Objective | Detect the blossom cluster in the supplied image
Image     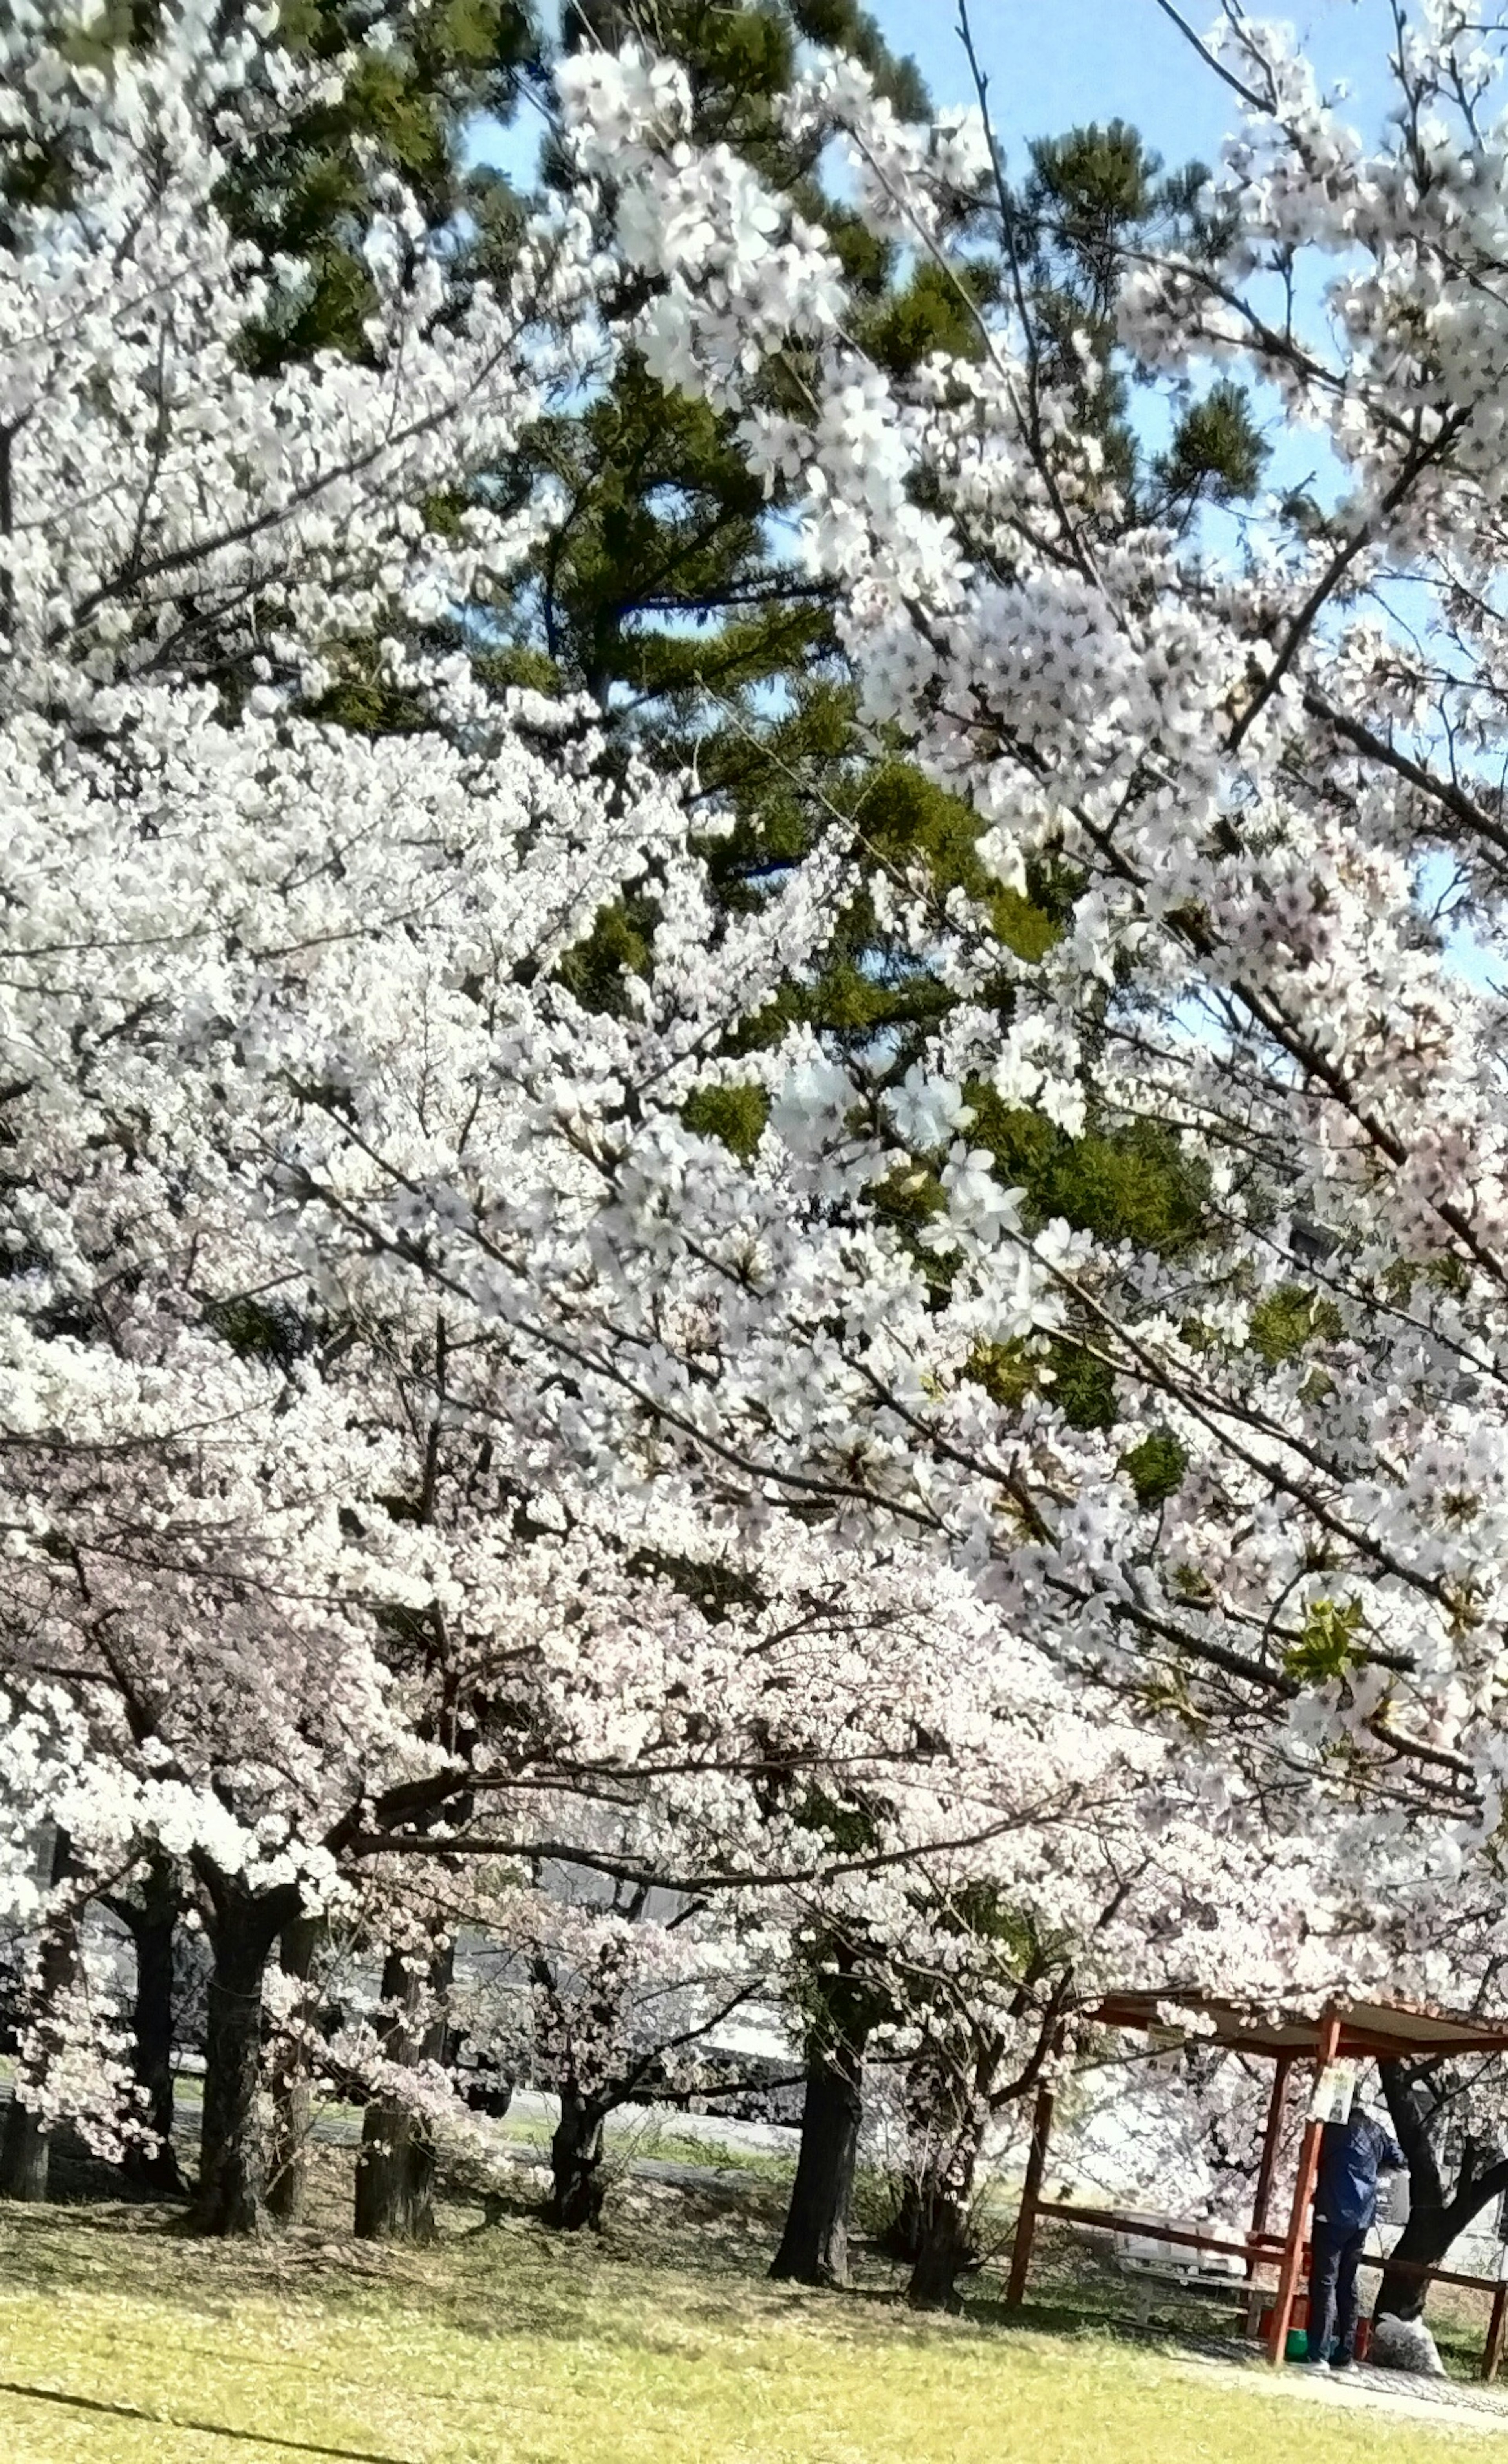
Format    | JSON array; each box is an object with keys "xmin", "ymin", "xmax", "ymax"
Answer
[{"xmin": 10, "ymin": 0, "xmax": 1508, "ymax": 2175}]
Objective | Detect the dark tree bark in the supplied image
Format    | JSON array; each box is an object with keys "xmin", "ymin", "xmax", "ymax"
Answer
[
  {"xmin": 107, "ymin": 1857, "xmax": 187, "ymax": 2197},
  {"xmin": 1377, "ymin": 2060, "xmax": 1508, "ymax": 2320},
  {"xmin": 877, "ymin": 2174, "xmax": 923, "ymax": 2264},
  {"xmin": 547, "ymin": 2089, "xmax": 609, "ymax": 2230},
  {"xmin": 0, "ymin": 2101, "xmax": 50, "ymax": 2203},
  {"xmin": 267, "ymin": 1915, "xmax": 320, "ymax": 2225},
  {"xmin": 906, "ymin": 2175, "xmax": 978, "ymax": 2311},
  {"xmin": 902, "ymin": 1992, "xmax": 1065, "ymax": 2312},
  {"xmin": 353, "ymin": 1937, "xmax": 453, "ymax": 2243},
  {"xmin": 903, "ymin": 2051, "xmax": 984, "ymax": 2312},
  {"xmin": 0, "ymin": 1828, "xmax": 82, "ymax": 2204},
  {"xmin": 771, "ymin": 1964, "xmax": 869, "ymax": 2288},
  {"xmin": 193, "ymin": 1879, "xmax": 297, "ymax": 2238}
]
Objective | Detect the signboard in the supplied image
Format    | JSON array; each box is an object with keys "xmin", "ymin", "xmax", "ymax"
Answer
[{"xmin": 1308, "ymin": 2060, "xmax": 1358, "ymax": 2124}]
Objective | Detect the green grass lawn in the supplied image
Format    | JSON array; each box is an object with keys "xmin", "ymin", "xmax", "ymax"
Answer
[{"xmin": 1, "ymin": 2188, "xmax": 1506, "ymax": 2464}]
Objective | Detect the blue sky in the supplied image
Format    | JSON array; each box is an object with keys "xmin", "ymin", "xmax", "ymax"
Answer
[
  {"xmin": 465, "ymin": 0, "xmax": 1430, "ymax": 531},
  {"xmin": 477, "ymin": 3, "xmax": 1410, "ymax": 184},
  {"xmin": 880, "ymin": 0, "xmax": 1402, "ymax": 168},
  {"xmin": 467, "ymin": 2, "xmax": 1429, "ymax": 507}
]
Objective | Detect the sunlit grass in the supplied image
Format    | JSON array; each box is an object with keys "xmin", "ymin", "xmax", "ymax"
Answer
[{"xmin": 0, "ymin": 2194, "xmax": 1504, "ymax": 2464}]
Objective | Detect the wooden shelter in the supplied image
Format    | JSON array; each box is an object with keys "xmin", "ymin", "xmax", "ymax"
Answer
[{"xmin": 1004, "ymin": 1992, "xmax": 1508, "ymax": 2376}]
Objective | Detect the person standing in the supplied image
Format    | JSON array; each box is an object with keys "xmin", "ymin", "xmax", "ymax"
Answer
[{"xmin": 1304, "ymin": 2101, "xmax": 1406, "ymax": 2370}]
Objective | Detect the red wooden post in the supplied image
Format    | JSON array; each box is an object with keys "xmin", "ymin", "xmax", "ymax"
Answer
[
  {"xmin": 1266, "ymin": 2009, "xmax": 1342, "ymax": 2366},
  {"xmin": 1484, "ymin": 2276, "xmax": 1508, "ymax": 2383},
  {"xmin": 1005, "ymin": 2070, "xmax": 1058, "ymax": 2309},
  {"xmin": 1244, "ymin": 2051, "xmax": 1294, "ymax": 2337}
]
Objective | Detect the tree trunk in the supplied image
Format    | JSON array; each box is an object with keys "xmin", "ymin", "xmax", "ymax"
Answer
[
  {"xmin": 194, "ymin": 1885, "xmax": 291, "ymax": 2237},
  {"xmin": 1375, "ymin": 2058, "xmax": 1508, "ymax": 2320},
  {"xmin": 353, "ymin": 1938, "xmax": 452, "ymax": 2243},
  {"xmin": 771, "ymin": 1979, "xmax": 868, "ymax": 2288},
  {"xmin": 0, "ymin": 1827, "xmax": 81, "ymax": 2204},
  {"xmin": 1374, "ymin": 2163, "xmax": 1508, "ymax": 2320},
  {"xmin": 547, "ymin": 2089, "xmax": 608, "ymax": 2230},
  {"xmin": 267, "ymin": 1916, "xmax": 320, "ymax": 2225},
  {"xmin": 1378, "ymin": 2058, "xmax": 1457, "ymax": 2319},
  {"xmin": 877, "ymin": 2173, "xmax": 923, "ymax": 2263},
  {"xmin": 903, "ymin": 2057, "xmax": 983, "ymax": 2312},
  {"xmin": 906, "ymin": 2180, "xmax": 977, "ymax": 2310},
  {"xmin": 1376, "ymin": 2201, "xmax": 1454, "ymax": 2321},
  {"xmin": 907, "ymin": 2158, "xmax": 975, "ymax": 2306},
  {"xmin": 114, "ymin": 1859, "xmax": 186, "ymax": 2197},
  {"xmin": 0, "ymin": 2104, "xmax": 50, "ymax": 2203}
]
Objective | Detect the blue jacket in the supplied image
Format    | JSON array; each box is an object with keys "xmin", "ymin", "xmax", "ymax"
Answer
[{"xmin": 1314, "ymin": 2111, "xmax": 1406, "ymax": 2233}]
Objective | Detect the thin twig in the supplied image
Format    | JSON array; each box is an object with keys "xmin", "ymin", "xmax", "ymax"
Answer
[{"xmin": 1150, "ymin": 0, "xmax": 1271, "ymax": 113}]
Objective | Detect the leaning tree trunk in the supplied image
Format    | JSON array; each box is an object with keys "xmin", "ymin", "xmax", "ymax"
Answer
[
  {"xmin": 266, "ymin": 1916, "xmax": 320, "ymax": 2225},
  {"xmin": 194, "ymin": 1882, "xmax": 295, "ymax": 2237},
  {"xmin": 1376, "ymin": 2200, "xmax": 1457, "ymax": 2321},
  {"xmin": 0, "ymin": 1827, "xmax": 81, "ymax": 2204},
  {"xmin": 1374, "ymin": 2150, "xmax": 1508, "ymax": 2318},
  {"xmin": 1377, "ymin": 2058, "xmax": 1447, "ymax": 2319},
  {"xmin": 547, "ymin": 2089, "xmax": 610, "ymax": 2230},
  {"xmin": 771, "ymin": 1966, "xmax": 869, "ymax": 2288},
  {"xmin": 113, "ymin": 1858, "xmax": 187, "ymax": 2197},
  {"xmin": 1370, "ymin": 2058, "xmax": 1508, "ymax": 2322},
  {"xmin": 353, "ymin": 1937, "xmax": 453, "ymax": 2244}
]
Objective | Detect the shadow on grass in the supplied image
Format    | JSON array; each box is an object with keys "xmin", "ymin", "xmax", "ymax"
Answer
[
  {"xmin": 0, "ymin": 2192, "xmax": 795, "ymax": 2372},
  {"xmin": 0, "ymin": 2378, "xmax": 416, "ymax": 2463},
  {"xmin": 964, "ymin": 2285, "xmax": 1252, "ymax": 2367}
]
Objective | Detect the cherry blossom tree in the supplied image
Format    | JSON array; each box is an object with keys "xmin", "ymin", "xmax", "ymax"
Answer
[
  {"xmin": 537, "ymin": 4, "xmax": 1508, "ymax": 1865},
  {"xmin": 18, "ymin": 0, "xmax": 1508, "ymax": 2269},
  {"xmin": 0, "ymin": 0, "xmax": 686, "ymax": 2224},
  {"xmin": 445, "ymin": 1876, "xmax": 776, "ymax": 2229}
]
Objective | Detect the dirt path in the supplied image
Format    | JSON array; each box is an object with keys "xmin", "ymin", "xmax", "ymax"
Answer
[{"xmin": 1184, "ymin": 2349, "xmax": 1508, "ymax": 2431}]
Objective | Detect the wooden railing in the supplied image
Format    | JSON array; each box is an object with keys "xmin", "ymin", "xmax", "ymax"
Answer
[{"xmin": 1024, "ymin": 2198, "xmax": 1508, "ymax": 2384}]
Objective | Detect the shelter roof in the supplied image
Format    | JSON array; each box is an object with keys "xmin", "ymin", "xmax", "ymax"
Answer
[{"xmin": 1093, "ymin": 1990, "xmax": 1508, "ymax": 2063}]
